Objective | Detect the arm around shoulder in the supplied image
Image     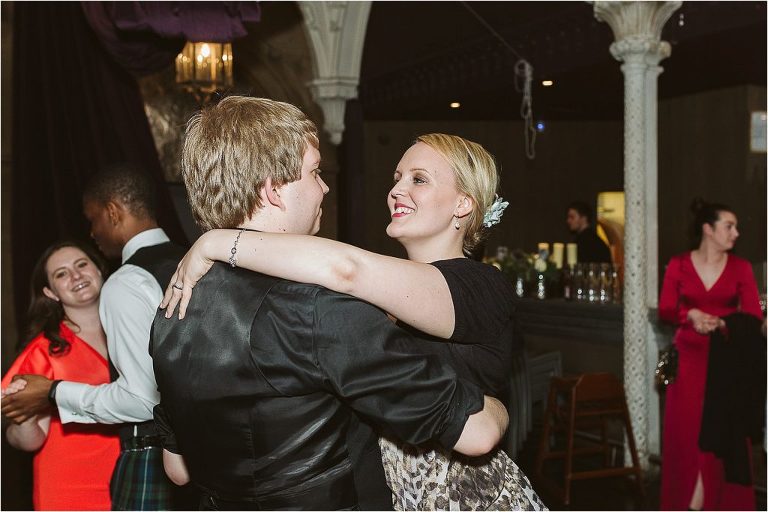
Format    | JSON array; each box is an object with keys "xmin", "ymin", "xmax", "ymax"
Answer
[{"xmin": 208, "ymin": 231, "xmax": 457, "ymax": 338}]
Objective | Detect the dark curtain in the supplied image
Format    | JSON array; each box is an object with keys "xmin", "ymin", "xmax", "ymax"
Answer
[{"xmin": 10, "ymin": 2, "xmax": 188, "ymax": 334}]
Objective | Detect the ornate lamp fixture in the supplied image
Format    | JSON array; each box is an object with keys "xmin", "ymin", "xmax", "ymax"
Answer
[{"xmin": 175, "ymin": 42, "xmax": 233, "ymax": 102}]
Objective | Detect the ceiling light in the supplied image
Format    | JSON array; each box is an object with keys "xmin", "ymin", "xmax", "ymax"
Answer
[
  {"xmin": 542, "ymin": 80, "xmax": 553, "ymax": 87},
  {"xmin": 450, "ymin": 102, "xmax": 461, "ymax": 109}
]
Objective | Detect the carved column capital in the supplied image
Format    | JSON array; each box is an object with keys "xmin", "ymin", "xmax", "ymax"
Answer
[
  {"xmin": 609, "ymin": 36, "xmax": 671, "ymax": 66},
  {"xmin": 299, "ymin": 1, "xmax": 371, "ymax": 145},
  {"xmin": 307, "ymin": 78, "xmax": 359, "ymax": 145},
  {"xmin": 594, "ymin": 1, "xmax": 682, "ymax": 42}
]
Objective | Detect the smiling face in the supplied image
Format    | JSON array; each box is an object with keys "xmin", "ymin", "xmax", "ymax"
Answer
[
  {"xmin": 42, "ymin": 246, "xmax": 103, "ymax": 309},
  {"xmin": 278, "ymin": 145, "xmax": 329, "ymax": 235},
  {"xmin": 704, "ymin": 210, "xmax": 739, "ymax": 251},
  {"xmin": 385, "ymin": 142, "xmax": 467, "ymax": 248}
]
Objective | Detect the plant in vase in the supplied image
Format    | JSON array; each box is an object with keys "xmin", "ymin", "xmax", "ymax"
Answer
[{"xmin": 501, "ymin": 249, "xmax": 534, "ymax": 298}]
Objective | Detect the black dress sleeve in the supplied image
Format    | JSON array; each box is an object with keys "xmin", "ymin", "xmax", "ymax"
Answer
[
  {"xmin": 431, "ymin": 258, "xmax": 516, "ymax": 343},
  {"xmin": 311, "ymin": 290, "xmax": 485, "ymax": 450}
]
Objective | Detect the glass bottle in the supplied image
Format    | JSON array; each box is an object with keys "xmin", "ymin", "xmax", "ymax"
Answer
[
  {"xmin": 562, "ymin": 264, "xmax": 574, "ymax": 301},
  {"xmin": 599, "ymin": 263, "xmax": 612, "ymax": 304},
  {"xmin": 611, "ymin": 266, "xmax": 622, "ymax": 303},
  {"xmin": 515, "ymin": 275, "xmax": 526, "ymax": 298},
  {"xmin": 587, "ymin": 263, "xmax": 599, "ymax": 303},
  {"xmin": 535, "ymin": 272, "xmax": 546, "ymax": 300},
  {"xmin": 574, "ymin": 264, "xmax": 585, "ymax": 301}
]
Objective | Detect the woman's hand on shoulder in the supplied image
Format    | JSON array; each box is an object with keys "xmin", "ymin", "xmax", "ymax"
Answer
[{"xmin": 160, "ymin": 231, "xmax": 223, "ymax": 319}]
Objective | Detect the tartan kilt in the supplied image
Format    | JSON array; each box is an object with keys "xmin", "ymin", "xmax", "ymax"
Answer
[{"xmin": 110, "ymin": 446, "xmax": 174, "ymax": 511}]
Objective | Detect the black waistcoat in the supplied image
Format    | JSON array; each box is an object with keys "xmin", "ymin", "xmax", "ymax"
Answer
[
  {"xmin": 115, "ymin": 241, "xmax": 187, "ymax": 439},
  {"xmin": 150, "ymin": 263, "xmax": 392, "ymax": 509}
]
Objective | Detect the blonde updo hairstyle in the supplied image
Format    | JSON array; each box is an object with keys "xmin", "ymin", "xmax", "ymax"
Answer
[{"xmin": 415, "ymin": 133, "xmax": 500, "ymax": 255}]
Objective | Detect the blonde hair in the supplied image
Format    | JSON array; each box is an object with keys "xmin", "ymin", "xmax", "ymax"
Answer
[
  {"xmin": 181, "ymin": 96, "xmax": 319, "ymax": 231},
  {"xmin": 415, "ymin": 133, "xmax": 500, "ymax": 254}
]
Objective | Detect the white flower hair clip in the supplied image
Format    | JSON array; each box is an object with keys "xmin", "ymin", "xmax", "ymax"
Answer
[{"xmin": 483, "ymin": 195, "xmax": 509, "ymax": 228}]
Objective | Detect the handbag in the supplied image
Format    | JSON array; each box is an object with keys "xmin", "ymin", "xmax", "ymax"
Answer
[{"xmin": 655, "ymin": 345, "xmax": 679, "ymax": 388}]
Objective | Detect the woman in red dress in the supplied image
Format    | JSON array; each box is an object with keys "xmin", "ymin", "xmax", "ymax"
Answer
[
  {"xmin": 658, "ymin": 199, "xmax": 763, "ymax": 510},
  {"xmin": 2, "ymin": 241, "xmax": 120, "ymax": 510}
]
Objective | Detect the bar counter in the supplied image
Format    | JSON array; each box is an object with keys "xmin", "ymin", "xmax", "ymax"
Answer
[
  {"xmin": 513, "ymin": 298, "xmax": 623, "ymax": 345},
  {"xmin": 513, "ymin": 297, "xmax": 673, "ymax": 380}
]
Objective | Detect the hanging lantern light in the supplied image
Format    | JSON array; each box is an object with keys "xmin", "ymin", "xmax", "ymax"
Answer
[{"xmin": 175, "ymin": 42, "xmax": 233, "ymax": 100}]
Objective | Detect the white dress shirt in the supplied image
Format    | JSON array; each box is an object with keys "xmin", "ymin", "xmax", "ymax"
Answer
[{"xmin": 57, "ymin": 228, "xmax": 171, "ymax": 424}]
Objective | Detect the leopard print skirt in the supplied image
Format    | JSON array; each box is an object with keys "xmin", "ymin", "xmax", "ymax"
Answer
[{"xmin": 379, "ymin": 436, "xmax": 547, "ymax": 511}]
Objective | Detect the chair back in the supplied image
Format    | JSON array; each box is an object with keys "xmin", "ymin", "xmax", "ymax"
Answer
[{"xmin": 573, "ymin": 372, "xmax": 624, "ymax": 402}]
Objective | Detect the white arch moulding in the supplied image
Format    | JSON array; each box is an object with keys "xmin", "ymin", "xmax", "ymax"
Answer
[{"xmin": 298, "ymin": 1, "xmax": 372, "ymax": 145}]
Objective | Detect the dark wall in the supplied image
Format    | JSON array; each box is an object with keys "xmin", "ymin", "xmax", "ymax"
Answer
[
  {"xmin": 658, "ymin": 85, "xmax": 767, "ymax": 284},
  {"xmin": 361, "ymin": 120, "xmax": 624, "ymax": 259},
  {"xmin": 360, "ymin": 86, "xmax": 767, "ymax": 291}
]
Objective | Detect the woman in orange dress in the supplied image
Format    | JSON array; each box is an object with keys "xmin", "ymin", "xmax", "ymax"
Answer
[{"xmin": 2, "ymin": 241, "xmax": 120, "ymax": 510}]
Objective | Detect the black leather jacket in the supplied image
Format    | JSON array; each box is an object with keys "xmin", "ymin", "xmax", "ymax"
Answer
[{"xmin": 151, "ymin": 263, "xmax": 483, "ymax": 509}]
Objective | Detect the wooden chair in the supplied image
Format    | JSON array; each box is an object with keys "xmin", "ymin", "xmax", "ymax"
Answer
[{"xmin": 533, "ymin": 372, "xmax": 644, "ymax": 506}]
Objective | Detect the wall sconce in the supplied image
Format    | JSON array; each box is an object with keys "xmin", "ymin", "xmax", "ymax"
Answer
[{"xmin": 175, "ymin": 42, "xmax": 233, "ymax": 102}]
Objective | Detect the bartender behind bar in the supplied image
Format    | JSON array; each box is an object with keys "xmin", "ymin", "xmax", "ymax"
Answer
[{"xmin": 566, "ymin": 200, "xmax": 612, "ymax": 264}]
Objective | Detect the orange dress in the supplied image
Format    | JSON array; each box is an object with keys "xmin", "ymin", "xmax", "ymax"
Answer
[{"xmin": 2, "ymin": 323, "xmax": 120, "ymax": 510}]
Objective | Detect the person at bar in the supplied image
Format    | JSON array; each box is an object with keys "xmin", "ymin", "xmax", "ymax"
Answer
[{"xmin": 566, "ymin": 200, "xmax": 612, "ymax": 264}]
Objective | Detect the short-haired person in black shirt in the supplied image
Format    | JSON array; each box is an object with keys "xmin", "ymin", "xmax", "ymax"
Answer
[
  {"xmin": 163, "ymin": 130, "xmax": 546, "ymax": 509},
  {"xmin": 151, "ymin": 98, "xmax": 512, "ymax": 511},
  {"xmin": 566, "ymin": 200, "xmax": 612, "ymax": 264}
]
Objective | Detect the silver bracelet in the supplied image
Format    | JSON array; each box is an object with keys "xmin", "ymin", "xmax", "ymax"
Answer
[{"xmin": 228, "ymin": 228, "xmax": 246, "ymax": 268}]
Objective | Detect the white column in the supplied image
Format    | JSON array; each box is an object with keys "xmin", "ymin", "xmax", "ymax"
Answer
[
  {"xmin": 594, "ymin": 1, "xmax": 681, "ymax": 468},
  {"xmin": 298, "ymin": 1, "xmax": 371, "ymax": 145},
  {"xmin": 643, "ymin": 58, "xmax": 663, "ymax": 458}
]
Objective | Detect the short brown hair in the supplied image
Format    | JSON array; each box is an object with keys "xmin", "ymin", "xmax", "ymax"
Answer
[{"xmin": 181, "ymin": 96, "xmax": 319, "ymax": 231}]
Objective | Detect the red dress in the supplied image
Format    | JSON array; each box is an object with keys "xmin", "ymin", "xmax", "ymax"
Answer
[
  {"xmin": 658, "ymin": 252, "xmax": 762, "ymax": 510},
  {"xmin": 2, "ymin": 323, "xmax": 120, "ymax": 510}
]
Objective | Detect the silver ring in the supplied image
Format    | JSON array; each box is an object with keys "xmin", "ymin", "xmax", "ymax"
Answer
[{"xmin": 172, "ymin": 283, "xmax": 184, "ymax": 291}]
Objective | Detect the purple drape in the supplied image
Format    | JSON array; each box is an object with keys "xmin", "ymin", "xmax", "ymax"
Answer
[{"xmin": 81, "ymin": 2, "xmax": 261, "ymax": 77}]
